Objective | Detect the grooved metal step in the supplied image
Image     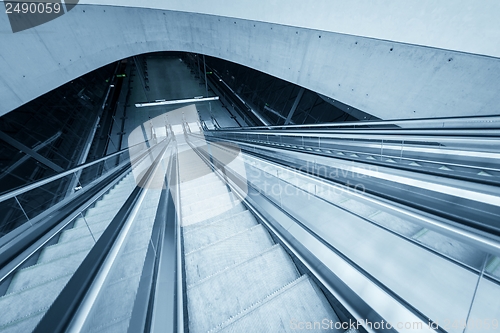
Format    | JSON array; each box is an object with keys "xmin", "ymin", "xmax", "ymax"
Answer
[
  {"xmin": 180, "ymin": 175, "xmax": 224, "ymax": 191},
  {"xmin": 208, "ymin": 275, "xmax": 342, "ymax": 333},
  {"xmin": 179, "ymin": 145, "xmax": 340, "ymax": 333},
  {"xmin": 183, "ymin": 210, "xmax": 255, "ymax": 235},
  {"xmin": 182, "ymin": 192, "xmax": 238, "ymax": 218},
  {"xmin": 0, "ymin": 275, "xmax": 72, "ymax": 331},
  {"xmin": 38, "ymin": 234, "xmax": 95, "ymax": 264},
  {"xmin": 185, "ymin": 224, "xmax": 274, "ymax": 285},
  {"xmin": 183, "ymin": 210, "xmax": 258, "ymax": 253},
  {"xmin": 182, "ymin": 202, "xmax": 246, "ymax": 228},
  {"xmin": 187, "ymin": 245, "xmax": 300, "ymax": 333},
  {"xmin": 181, "ymin": 184, "xmax": 230, "ymax": 202},
  {"xmin": 7, "ymin": 250, "xmax": 88, "ymax": 294}
]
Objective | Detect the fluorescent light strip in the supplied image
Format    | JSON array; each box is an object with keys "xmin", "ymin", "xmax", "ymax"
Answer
[{"xmin": 135, "ymin": 96, "xmax": 219, "ymax": 108}]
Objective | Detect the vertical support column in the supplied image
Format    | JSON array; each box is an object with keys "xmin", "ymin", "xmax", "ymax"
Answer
[
  {"xmin": 196, "ymin": 55, "xmax": 201, "ymax": 79},
  {"xmin": 203, "ymin": 55, "xmax": 208, "ymax": 98},
  {"xmin": 203, "ymin": 55, "xmax": 213, "ymax": 119},
  {"xmin": 133, "ymin": 56, "xmax": 149, "ymax": 100},
  {"xmin": 284, "ymin": 88, "xmax": 305, "ymax": 125}
]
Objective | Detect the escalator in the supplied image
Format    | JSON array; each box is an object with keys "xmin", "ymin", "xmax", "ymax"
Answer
[
  {"xmin": 241, "ymin": 155, "xmax": 489, "ymax": 270},
  {"xmin": 0, "ymin": 113, "xmax": 499, "ymax": 333},
  {"xmin": 204, "ymin": 119, "xmax": 500, "ymax": 235},
  {"xmin": 0, "ymin": 171, "xmax": 135, "ymax": 333},
  {"xmin": 196, "ymin": 118, "xmax": 500, "ymax": 333},
  {"xmin": 0, "ymin": 139, "xmax": 168, "ymax": 333},
  {"xmin": 0, "ymin": 118, "xmax": 357, "ymax": 333},
  {"xmin": 177, "ymin": 133, "xmax": 342, "ymax": 332},
  {"xmin": 210, "ymin": 117, "xmax": 500, "ymax": 186}
]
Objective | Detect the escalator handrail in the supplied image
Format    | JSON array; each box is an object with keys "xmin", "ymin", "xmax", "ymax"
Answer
[
  {"xmin": 33, "ymin": 141, "xmax": 170, "ymax": 333},
  {"xmin": 206, "ymin": 127, "xmax": 500, "ymax": 141},
  {"xmin": 204, "ymin": 64, "xmax": 268, "ymax": 127},
  {"xmin": 190, "ymin": 133, "xmax": 500, "ymax": 259},
  {"xmin": 220, "ymin": 114, "xmax": 500, "ymax": 131},
  {"xmin": 0, "ymin": 140, "xmax": 166, "ymax": 276},
  {"xmin": 127, "ymin": 145, "xmax": 179, "ymax": 333},
  {"xmin": 0, "ymin": 140, "xmax": 149, "ymax": 203},
  {"xmin": 204, "ymin": 132, "xmax": 500, "ymax": 188},
  {"xmin": 175, "ymin": 142, "xmax": 186, "ymax": 333}
]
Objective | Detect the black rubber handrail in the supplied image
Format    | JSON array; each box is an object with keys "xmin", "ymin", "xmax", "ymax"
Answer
[{"xmin": 128, "ymin": 149, "xmax": 178, "ymax": 333}]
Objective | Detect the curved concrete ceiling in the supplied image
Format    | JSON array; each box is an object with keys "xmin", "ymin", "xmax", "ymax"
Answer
[{"xmin": 1, "ymin": 1, "xmax": 499, "ymax": 120}]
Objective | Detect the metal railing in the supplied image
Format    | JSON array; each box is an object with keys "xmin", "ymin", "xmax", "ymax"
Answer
[
  {"xmin": 34, "ymin": 139, "xmax": 171, "ymax": 333},
  {"xmin": 188, "ymin": 132, "xmax": 500, "ymax": 333},
  {"xmin": 221, "ymin": 114, "xmax": 500, "ymax": 130},
  {"xmin": 204, "ymin": 127, "xmax": 500, "ymax": 187},
  {"xmin": 195, "ymin": 131, "xmax": 500, "ymax": 257},
  {"xmin": 0, "ymin": 142, "xmax": 148, "ymax": 240},
  {"xmin": 0, "ymin": 140, "xmax": 167, "ymax": 283}
]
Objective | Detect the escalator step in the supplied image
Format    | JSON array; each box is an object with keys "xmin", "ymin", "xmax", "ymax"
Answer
[
  {"xmin": 185, "ymin": 224, "xmax": 274, "ymax": 285},
  {"xmin": 187, "ymin": 245, "xmax": 300, "ymax": 333},
  {"xmin": 38, "ymin": 234, "xmax": 94, "ymax": 264},
  {"xmin": 182, "ymin": 192, "xmax": 238, "ymax": 217},
  {"xmin": 183, "ymin": 210, "xmax": 258, "ymax": 253},
  {"xmin": 58, "ymin": 219, "xmax": 109, "ymax": 243},
  {"xmin": 208, "ymin": 276, "xmax": 341, "ymax": 333},
  {"xmin": 0, "ymin": 171, "xmax": 135, "ymax": 332},
  {"xmin": 180, "ymin": 175, "xmax": 223, "ymax": 191},
  {"xmin": 0, "ymin": 310, "xmax": 45, "ymax": 333},
  {"xmin": 0, "ymin": 274, "xmax": 72, "ymax": 331},
  {"xmin": 180, "ymin": 184, "xmax": 229, "ymax": 202},
  {"xmin": 6, "ymin": 250, "xmax": 88, "ymax": 294},
  {"xmin": 183, "ymin": 209, "xmax": 253, "ymax": 234},
  {"xmin": 182, "ymin": 203, "xmax": 246, "ymax": 228}
]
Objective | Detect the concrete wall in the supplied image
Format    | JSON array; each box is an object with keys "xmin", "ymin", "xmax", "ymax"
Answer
[
  {"xmin": 1, "ymin": 2, "xmax": 499, "ymax": 120},
  {"xmin": 81, "ymin": 0, "xmax": 500, "ymax": 58}
]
